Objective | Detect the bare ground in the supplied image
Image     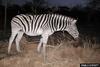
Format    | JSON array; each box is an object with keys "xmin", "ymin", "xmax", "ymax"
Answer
[{"xmin": 0, "ymin": 36, "xmax": 100, "ymax": 67}]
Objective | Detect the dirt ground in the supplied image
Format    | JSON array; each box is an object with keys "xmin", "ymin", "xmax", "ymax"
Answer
[{"xmin": 0, "ymin": 36, "xmax": 100, "ymax": 67}]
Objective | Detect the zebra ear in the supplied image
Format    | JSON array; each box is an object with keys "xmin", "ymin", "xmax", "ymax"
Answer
[{"xmin": 72, "ymin": 20, "xmax": 77, "ymax": 24}]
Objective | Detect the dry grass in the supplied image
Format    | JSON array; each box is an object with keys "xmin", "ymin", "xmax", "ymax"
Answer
[{"xmin": 0, "ymin": 33, "xmax": 100, "ymax": 67}]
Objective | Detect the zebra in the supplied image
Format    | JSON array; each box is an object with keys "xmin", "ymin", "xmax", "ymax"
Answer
[{"xmin": 8, "ymin": 14, "xmax": 79, "ymax": 61}]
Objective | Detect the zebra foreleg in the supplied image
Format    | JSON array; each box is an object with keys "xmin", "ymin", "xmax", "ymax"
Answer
[
  {"xmin": 42, "ymin": 35, "xmax": 49, "ymax": 62},
  {"xmin": 37, "ymin": 34, "xmax": 49, "ymax": 62},
  {"xmin": 37, "ymin": 38, "xmax": 43, "ymax": 53},
  {"xmin": 15, "ymin": 31, "xmax": 24, "ymax": 52}
]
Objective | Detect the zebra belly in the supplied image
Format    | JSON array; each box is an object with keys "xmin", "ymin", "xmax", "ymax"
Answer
[{"xmin": 25, "ymin": 29, "xmax": 43, "ymax": 36}]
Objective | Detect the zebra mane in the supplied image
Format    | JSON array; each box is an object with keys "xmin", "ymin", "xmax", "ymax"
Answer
[{"xmin": 20, "ymin": 13, "xmax": 77, "ymax": 20}]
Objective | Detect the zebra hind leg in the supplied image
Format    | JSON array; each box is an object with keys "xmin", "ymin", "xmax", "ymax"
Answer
[
  {"xmin": 8, "ymin": 32, "xmax": 18, "ymax": 54},
  {"xmin": 15, "ymin": 31, "xmax": 24, "ymax": 52}
]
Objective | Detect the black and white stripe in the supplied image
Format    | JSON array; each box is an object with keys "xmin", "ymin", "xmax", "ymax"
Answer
[
  {"xmin": 8, "ymin": 14, "xmax": 79, "ymax": 61},
  {"xmin": 11, "ymin": 14, "xmax": 77, "ymax": 32}
]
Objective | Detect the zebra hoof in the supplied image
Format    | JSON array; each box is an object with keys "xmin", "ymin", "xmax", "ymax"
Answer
[
  {"xmin": 37, "ymin": 49, "xmax": 41, "ymax": 53},
  {"xmin": 8, "ymin": 49, "xmax": 11, "ymax": 54},
  {"xmin": 8, "ymin": 51, "xmax": 10, "ymax": 54},
  {"xmin": 17, "ymin": 50, "xmax": 22, "ymax": 53}
]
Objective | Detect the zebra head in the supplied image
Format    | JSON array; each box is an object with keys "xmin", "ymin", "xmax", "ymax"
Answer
[{"xmin": 65, "ymin": 19, "xmax": 79, "ymax": 40}]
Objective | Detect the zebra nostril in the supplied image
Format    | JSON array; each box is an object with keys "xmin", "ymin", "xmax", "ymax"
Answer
[{"xmin": 74, "ymin": 37, "xmax": 79, "ymax": 41}]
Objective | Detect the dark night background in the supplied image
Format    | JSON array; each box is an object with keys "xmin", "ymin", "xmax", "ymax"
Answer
[
  {"xmin": 0, "ymin": 0, "xmax": 100, "ymax": 42},
  {"xmin": 0, "ymin": 0, "xmax": 100, "ymax": 65}
]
